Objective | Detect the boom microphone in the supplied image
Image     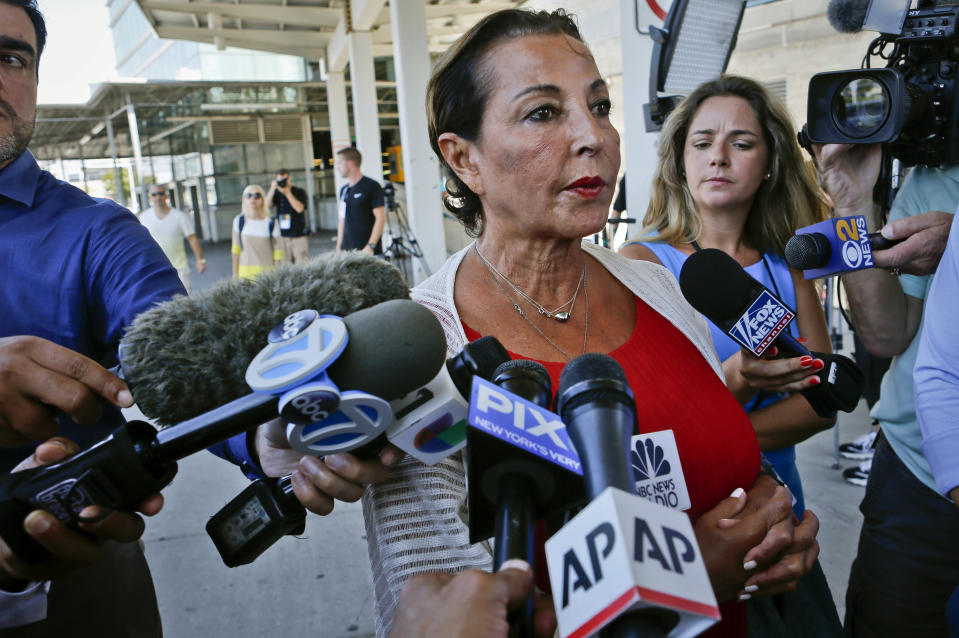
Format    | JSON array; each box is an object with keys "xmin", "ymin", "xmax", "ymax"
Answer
[
  {"xmin": 827, "ymin": 0, "xmax": 870, "ymax": 33},
  {"xmin": 548, "ymin": 354, "xmax": 718, "ymax": 638},
  {"xmin": 118, "ymin": 251, "xmax": 411, "ymax": 426},
  {"xmin": 785, "ymin": 216, "xmax": 901, "ymax": 279},
  {"xmin": 679, "ymin": 249, "xmax": 864, "ymax": 416}
]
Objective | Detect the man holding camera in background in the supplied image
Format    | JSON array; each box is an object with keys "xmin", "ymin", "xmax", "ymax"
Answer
[{"xmin": 266, "ymin": 168, "xmax": 309, "ymax": 264}]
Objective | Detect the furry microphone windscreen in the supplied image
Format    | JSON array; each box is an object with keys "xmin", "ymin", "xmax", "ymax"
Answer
[{"xmin": 120, "ymin": 252, "xmax": 411, "ymax": 426}]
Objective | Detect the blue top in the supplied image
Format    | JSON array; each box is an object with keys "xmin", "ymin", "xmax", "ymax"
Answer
[
  {"xmin": 870, "ymin": 165, "xmax": 959, "ymax": 495},
  {"xmin": 915, "ymin": 208, "xmax": 959, "ymax": 497},
  {"xmin": 632, "ymin": 240, "xmax": 805, "ymax": 512},
  {"xmin": 0, "ymin": 150, "xmax": 185, "ymax": 472}
]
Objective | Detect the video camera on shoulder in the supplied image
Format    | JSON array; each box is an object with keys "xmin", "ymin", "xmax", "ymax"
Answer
[{"xmin": 800, "ymin": 0, "xmax": 959, "ymax": 166}]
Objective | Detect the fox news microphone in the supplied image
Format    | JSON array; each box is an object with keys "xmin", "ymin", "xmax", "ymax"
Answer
[
  {"xmin": 784, "ymin": 216, "xmax": 901, "ymax": 280},
  {"xmin": 117, "ymin": 251, "xmax": 411, "ymax": 426},
  {"xmin": 679, "ymin": 248, "xmax": 863, "ymax": 417},
  {"xmin": 386, "ymin": 336, "xmax": 509, "ymax": 465},
  {"xmin": 548, "ymin": 354, "xmax": 719, "ymax": 638}
]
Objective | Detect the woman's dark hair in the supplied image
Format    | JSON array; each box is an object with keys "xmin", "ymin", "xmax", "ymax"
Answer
[
  {"xmin": 426, "ymin": 9, "xmax": 584, "ymax": 236},
  {"xmin": 1, "ymin": 0, "xmax": 46, "ymax": 71}
]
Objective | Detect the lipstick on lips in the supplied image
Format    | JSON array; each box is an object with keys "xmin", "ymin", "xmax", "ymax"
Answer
[{"xmin": 564, "ymin": 176, "xmax": 606, "ymax": 198}]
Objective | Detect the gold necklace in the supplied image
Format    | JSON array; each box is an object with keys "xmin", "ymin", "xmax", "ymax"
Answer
[
  {"xmin": 473, "ymin": 244, "xmax": 588, "ymax": 360},
  {"xmin": 474, "ymin": 244, "xmax": 584, "ymax": 322}
]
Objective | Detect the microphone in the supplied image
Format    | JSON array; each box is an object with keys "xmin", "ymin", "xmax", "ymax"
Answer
[
  {"xmin": 679, "ymin": 249, "xmax": 864, "ymax": 416},
  {"xmin": 547, "ymin": 354, "xmax": 719, "ymax": 638},
  {"xmin": 386, "ymin": 336, "xmax": 510, "ymax": 465},
  {"xmin": 0, "ymin": 298, "xmax": 446, "ymax": 563},
  {"xmin": 784, "ymin": 216, "xmax": 901, "ymax": 279},
  {"xmin": 118, "ymin": 251, "xmax": 411, "ymax": 426},
  {"xmin": 465, "ymin": 362, "xmax": 587, "ymax": 546},
  {"xmin": 827, "ymin": 0, "xmax": 870, "ymax": 33}
]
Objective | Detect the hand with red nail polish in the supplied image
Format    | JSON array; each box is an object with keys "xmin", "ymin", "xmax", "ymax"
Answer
[{"xmin": 725, "ymin": 346, "xmax": 827, "ymax": 396}]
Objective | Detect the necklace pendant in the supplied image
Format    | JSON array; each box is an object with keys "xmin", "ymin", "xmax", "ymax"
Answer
[{"xmin": 554, "ymin": 311, "xmax": 570, "ymax": 323}]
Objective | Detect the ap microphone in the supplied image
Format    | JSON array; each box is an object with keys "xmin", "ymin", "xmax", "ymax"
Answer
[
  {"xmin": 827, "ymin": 0, "xmax": 870, "ymax": 33},
  {"xmin": 118, "ymin": 251, "xmax": 411, "ymax": 426},
  {"xmin": 387, "ymin": 336, "xmax": 509, "ymax": 465},
  {"xmin": 680, "ymin": 249, "xmax": 864, "ymax": 417},
  {"xmin": 548, "ymin": 354, "xmax": 719, "ymax": 638},
  {"xmin": 785, "ymin": 216, "xmax": 901, "ymax": 279}
]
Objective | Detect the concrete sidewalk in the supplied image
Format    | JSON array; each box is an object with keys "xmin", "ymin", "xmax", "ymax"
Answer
[{"xmin": 138, "ymin": 236, "xmax": 871, "ymax": 637}]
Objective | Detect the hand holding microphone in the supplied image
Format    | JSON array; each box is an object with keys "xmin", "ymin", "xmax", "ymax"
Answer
[
  {"xmin": 0, "ymin": 336, "xmax": 135, "ymax": 447},
  {"xmin": 680, "ymin": 248, "xmax": 864, "ymax": 417},
  {"xmin": 0, "ymin": 437, "xmax": 162, "ymax": 591},
  {"xmin": 391, "ymin": 560, "xmax": 556, "ymax": 638}
]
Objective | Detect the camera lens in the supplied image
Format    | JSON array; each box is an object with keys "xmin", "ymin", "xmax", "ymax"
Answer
[{"xmin": 833, "ymin": 77, "xmax": 890, "ymax": 138}]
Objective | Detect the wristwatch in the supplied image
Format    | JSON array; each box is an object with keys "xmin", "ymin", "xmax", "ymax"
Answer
[{"xmin": 367, "ymin": 243, "xmax": 376, "ymax": 249}]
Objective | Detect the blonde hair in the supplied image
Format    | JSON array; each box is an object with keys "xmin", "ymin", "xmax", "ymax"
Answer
[
  {"xmin": 642, "ymin": 75, "xmax": 830, "ymax": 256},
  {"xmin": 241, "ymin": 184, "xmax": 266, "ymax": 217}
]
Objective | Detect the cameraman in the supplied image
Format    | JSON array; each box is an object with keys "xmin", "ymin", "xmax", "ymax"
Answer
[
  {"xmin": 815, "ymin": 141, "xmax": 956, "ymax": 638},
  {"xmin": 266, "ymin": 169, "xmax": 310, "ymax": 264}
]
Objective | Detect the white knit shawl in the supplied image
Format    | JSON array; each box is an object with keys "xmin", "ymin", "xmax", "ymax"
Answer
[{"xmin": 362, "ymin": 240, "xmax": 722, "ymax": 636}]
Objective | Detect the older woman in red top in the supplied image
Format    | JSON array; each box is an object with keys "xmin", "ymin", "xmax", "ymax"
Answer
[{"xmin": 361, "ymin": 9, "xmax": 821, "ymax": 638}]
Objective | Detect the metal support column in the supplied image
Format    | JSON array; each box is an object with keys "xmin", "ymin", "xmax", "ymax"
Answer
[
  {"xmin": 348, "ymin": 32, "xmax": 383, "ymax": 183},
  {"xmin": 389, "ymin": 0, "xmax": 445, "ymax": 279}
]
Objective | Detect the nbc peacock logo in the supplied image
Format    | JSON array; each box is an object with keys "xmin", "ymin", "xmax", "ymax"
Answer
[{"xmin": 631, "ymin": 438, "xmax": 671, "ymax": 481}]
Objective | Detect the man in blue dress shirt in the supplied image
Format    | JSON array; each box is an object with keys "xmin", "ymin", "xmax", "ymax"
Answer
[{"xmin": 0, "ymin": 1, "xmax": 185, "ymax": 634}]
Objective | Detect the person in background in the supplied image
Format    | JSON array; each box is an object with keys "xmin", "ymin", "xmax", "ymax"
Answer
[
  {"xmin": 266, "ymin": 168, "xmax": 309, "ymax": 264},
  {"xmin": 139, "ymin": 184, "xmax": 205, "ymax": 293},
  {"xmin": 620, "ymin": 75, "xmax": 834, "ymax": 517},
  {"xmin": 814, "ymin": 132, "xmax": 956, "ymax": 635},
  {"xmin": 334, "ymin": 147, "xmax": 386, "ymax": 255},
  {"xmin": 231, "ymin": 184, "xmax": 282, "ymax": 280}
]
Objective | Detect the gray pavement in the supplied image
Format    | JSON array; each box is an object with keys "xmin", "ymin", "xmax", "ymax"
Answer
[{"xmin": 135, "ymin": 236, "xmax": 872, "ymax": 637}]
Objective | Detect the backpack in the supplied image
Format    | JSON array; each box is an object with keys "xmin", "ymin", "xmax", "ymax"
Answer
[{"xmin": 237, "ymin": 214, "xmax": 276, "ymax": 250}]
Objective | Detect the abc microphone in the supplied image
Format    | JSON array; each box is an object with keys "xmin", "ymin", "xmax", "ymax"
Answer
[
  {"xmin": 679, "ymin": 248, "xmax": 864, "ymax": 417},
  {"xmin": 117, "ymin": 251, "xmax": 411, "ymax": 426},
  {"xmin": 548, "ymin": 354, "xmax": 719, "ymax": 638},
  {"xmin": 784, "ymin": 216, "xmax": 901, "ymax": 279}
]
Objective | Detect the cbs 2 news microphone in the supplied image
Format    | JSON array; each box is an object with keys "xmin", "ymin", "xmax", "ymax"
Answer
[
  {"xmin": 784, "ymin": 215, "xmax": 898, "ymax": 279},
  {"xmin": 466, "ymin": 358, "xmax": 719, "ymax": 638}
]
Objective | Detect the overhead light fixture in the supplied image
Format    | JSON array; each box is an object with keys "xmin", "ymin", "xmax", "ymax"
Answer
[{"xmin": 644, "ymin": 0, "xmax": 747, "ymax": 131}]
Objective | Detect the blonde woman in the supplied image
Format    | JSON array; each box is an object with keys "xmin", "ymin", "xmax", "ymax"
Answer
[
  {"xmin": 231, "ymin": 184, "xmax": 283, "ymax": 280},
  {"xmin": 621, "ymin": 75, "xmax": 834, "ymax": 514}
]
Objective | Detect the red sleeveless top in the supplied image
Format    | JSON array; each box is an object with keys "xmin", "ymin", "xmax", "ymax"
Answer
[{"xmin": 464, "ymin": 296, "xmax": 759, "ymax": 637}]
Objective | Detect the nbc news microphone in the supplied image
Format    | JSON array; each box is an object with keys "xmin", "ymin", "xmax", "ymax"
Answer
[
  {"xmin": 785, "ymin": 216, "xmax": 901, "ymax": 280},
  {"xmin": 679, "ymin": 248, "xmax": 863, "ymax": 417},
  {"xmin": 548, "ymin": 354, "xmax": 719, "ymax": 638}
]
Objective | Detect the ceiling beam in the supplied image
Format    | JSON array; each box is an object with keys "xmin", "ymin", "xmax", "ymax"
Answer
[
  {"xmin": 350, "ymin": 0, "xmax": 387, "ymax": 31},
  {"xmin": 140, "ymin": 1, "xmax": 343, "ymax": 28}
]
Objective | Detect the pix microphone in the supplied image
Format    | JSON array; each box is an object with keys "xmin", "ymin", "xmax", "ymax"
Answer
[
  {"xmin": 548, "ymin": 354, "xmax": 719, "ymax": 638},
  {"xmin": 386, "ymin": 336, "xmax": 509, "ymax": 465},
  {"xmin": 784, "ymin": 215, "xmax": 901, "ymax": 280},
  {"xmin": 118, "ymin": 251, "xmax": 411, "ymax": 426},
  {"xmin": 465, "ymin": 367, "xmax": 587, "ymax": 547},
  {"xmin": 680, "ymin": 248, "xmax": 864, "ymax": 417}
]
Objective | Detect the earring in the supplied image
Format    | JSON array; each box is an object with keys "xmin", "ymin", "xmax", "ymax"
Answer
[{"xmin": 764, "ymin": 172, "xmax": 772, "ymax": 180}]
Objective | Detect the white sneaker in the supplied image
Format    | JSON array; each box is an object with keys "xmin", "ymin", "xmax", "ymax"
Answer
[
  {"xmin": 840, "ymin": 430, "xmax": 877, "ymax": 460},
  {"xmin": 843, "ymin": 458, "xmax": 872, "ymax": 487}
]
